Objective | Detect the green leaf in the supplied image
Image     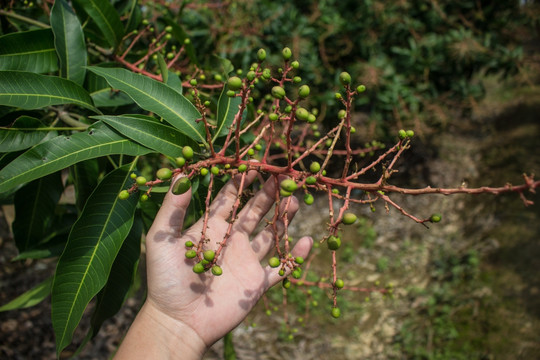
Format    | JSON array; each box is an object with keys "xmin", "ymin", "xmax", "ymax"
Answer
[
  {"xmin": 0, "ymin": 29, "xmax": 58, "ymax": 73},
  {"xmin": 224, "ymin": 332, "xmax": 237, "ymax": 360},
  {"xmin": 90, "ymin": 87, "xmax": 134, "ymax": 107},
  {"xmin": 89, "ymin": 215, "xmax": 142, "ymax": 337},
  {"xmin": 51, "ymin": 163, "xmax": 138, "ymax": 355},
  {"xmin": 0, "ymin": 71, "xmax": 98, "ymax": 112},
  {"xmin": 12, "ymin": 234, "xmax": 68, "ymax": 260},
  {"xmin": 86, "ymin": 66, "xmax": 206, "ymax": 143},
  {"xmin": 123, "ymin": 0, "xmax": 142, "ymax": 33},
  {"xmin": 51, "ymin": 0, "xmax": 87, "ymax": 86},
  {"xmin": 0, "ymin": 121, "xmax": 151, "ymax": 194},
  {"xmin": 166, "ymin": 70, "xmax": 183, "ymax": 95},
  {"xmin": 70, "ymin": 159, "xmax": 100, "ymax": 213},
  {"xmin": 0, "ymin": 277, "xmax": 53, "ymax": 312},
  {"xmin": 214, "ymin": 85, "xmax": 241, "ymax": 142},
  {"xmin": 12, "ymin": 171, "xmax": 64, "ymax": 252},
  {"xmin": 157, "ymin": 52, "xmax": 168, "ymax": 83},
  {"xmin": 72, "ymin": 0, "xmax": 124, "ymax": 48},
  {"xmin": 0, "ymin": 116, "xmax": 49, "ymax": 152},
  {"xmin": 94, "ymin": 114, "xmax": 197, "ymax": 158}
]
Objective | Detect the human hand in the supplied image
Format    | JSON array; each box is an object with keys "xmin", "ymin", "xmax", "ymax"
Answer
[{"xmin": 115, "ymin": 170, "xmax": 312, "ymax": 359}]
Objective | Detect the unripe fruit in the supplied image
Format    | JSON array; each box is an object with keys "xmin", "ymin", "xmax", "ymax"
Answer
[
  {"xmin": 227, "ymin": 76, "xmax": 243, "ymax": 91},
  {"xmin": 193, "ymin": 262, "xmax": 205, "ymax": 274},
  {"xmin": 398, "ymin": 129, "xmax": 407, "ymax": 139},
  {"xmin": 262, "ymin": 68, "xmax": 271, "ymax": 79},
  {"xmin": 307, "ymin": 114, "xmax": 316, "ymax": 123},
  {"xmin": 331, "ymin": 307, "xmax": 341, "ymax": 318},
  {"xmin": 185, "ymin": 240, "xmax": 194, "ymax": 248},
  {"xmin": 291, "ymin": 61, "xmax": 299, "ymax": 69},
  {"xmin": 350, "ymin": 126, "xmax": 356, "ymax": 134},
  {"xmin": 268, "ymin": 257, "xmax": 280, "ymax": 268},
  {"xmin": 257, "ymin": 48, "xmax": 266, "ymax": 61},
  {"xmin": 243, "ymin": 70, "xmax": 254, "ymax": 81},
  {"xmin": 295, "ymin": 107, "xmax": 309, "ymax": 121},
  {"xmin": 284, "ymin": 105, "xmax": 292, "ymax": 113},
  {"xmin": 335, "ymin": 92, "xmax": 342, "ymax": 100},
  {"xmin": 335, "ymin": 279, "xmax": 344, "ymax": 289},
  {"xmin": 406, "ymin": 130, "xmax": 415, "ymax": 137},
  {"xmin": 292, "ymin": 268, "xmax": 302, "ymax": 279},
  {"xmin": 298, "ymin": 85, "xmax": 310, "ymax": 98},
  {"xmin": 136, "ymin": 176, "xmax": 147, "ymax": 186},
  {"xmin": 140, "ymin": 194, "xmax": 149, "ymax": 202},
  {"xmin": 342, "ymin": 212, "xmax": 357, "ymax": 225},
  {"xmin": 280, "ymin": 179, "xmax": 298, "ymax": 192},
  {"xmin": 182, "ymin": 146, "xmax": 194, "ymax": 160},
  {"xmin": 226, "ymin": 90, "xmax": 236, "ymax": 97},
  {"xmin": 310, "ymin": 162, "xmax": 321, "ymax": 173},
  {"xmin": 282, "ymin": 47, "xmax": 292, "ymax": 60},
  {"xmin": 200, "ymin": 168, "xmax": 209, "ymax": 176},
  {"xmin": 238, "ymin": 164, "xmax": 247, "ymax": 173},
  {"xmin": 189, "ymin": 79, "xmax": 197, "ymax": 86},
  {"xmin": 327, "ymin": 235, "xmax": 341, "ymax": 250},
  {"xmin": 130, "ymin": 173, "xmax": 137, "ymax": 179},
  {"xmin": 430, "ymin": 213, "xmax": 442, "ymax": 223},
  {"xmin": 185, "ymin": 250, "xmax": 197, "ymax": 259},
  {"xmin": 339, "ymin": 72, "xmax": 351, "ymax": 85},
  {"xmin": 271, "ymin": 86, "xmax": 286, "ymax": 100},
  {"xmin": 247, "ymin": 148, "xmax": 255, "ymax": 156},
  {"xmin": 293, "ymin": 76, "xmax": 302, "ymax": 83},
  {"xmin": 211, "ymin": 166, "xmax": 220, "ymax": 175},
  {"xmin": 203, "ymin": 249, "xmax": 215, "ymax": 262},
  {"xmin": 156, "ymin": 168, "xmax": 173, "ymax": 180},
  {"xmin": 172, "ymin": 177, "xmax": 191, "ymax": 195},
  {"xmin": 211, "ymin": 265, "xmax": 223, "ymax": 276},
  {"xmin": 280, "ymin": 189, "xmax": 292, "ymax": 197},
  {"xmin": 118, "ymin": 190, "xmax": 130, "ymax": 200},
  {"xmin": 338, "ymin": 109, "xmax": 346, "ymax": 119},
  {"xmin": 305, "ymin": 176, "xmax": 317, "ymax": 185},
  {"xmin": 295, "ymin": 256, "xmax": 304, "ymax": 264},
  {"xmin": 282, "ymin": 278, "xmax": 291, "ymax": 289},
  {"xmin": 214, "ymin": 74, "xmax": 223, "ymax": 82},
  {"xmin": 279, "ymin": 269, "xmax": 285, "ymax": 276},
  {"xmin": 357, "ymin": 84, "xmax": 366, "ymax": 93},
  {"xmin": 269, "ymin": 113, "xmax": 279, "ymax": 122},
  {"xmin": 304, "ymin": 193, "xmax": 314, "ymax": 205}
]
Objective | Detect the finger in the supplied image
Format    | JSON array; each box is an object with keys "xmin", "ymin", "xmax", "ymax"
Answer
[
  {"xmin": 207, "ymin": 170, "xmax": 258, "ymax": 220},
  {"xmin": 146, "ymin": 175, "xmax": 192, "ymax": 250},
  {"xmin": 250, "ymin": 195, "xmax": 300, "ymax": 260},
  {"xmin": 231, "ymin": 175, "xmax": 281, "ymax": 238},
  {"xmin": 264, "ymin": 236, "xmax": 313, "ymax": 289}
]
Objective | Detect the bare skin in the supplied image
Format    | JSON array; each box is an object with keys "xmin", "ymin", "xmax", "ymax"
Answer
[{"xmin": 115, "ymin": 171, "xmax": 313, "ymax": 359}]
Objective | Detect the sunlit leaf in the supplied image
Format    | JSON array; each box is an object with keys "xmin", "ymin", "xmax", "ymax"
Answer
[
  {"xmin": 95, "ymin": 114, "xmax": 197, "ymax": 158},
  {"xmin": 0, "ymin": 121, "xmax": 150, "ymax": 194},
  {"xmin": 0, "ymin": 71, "xmax": 97, "ymax": 112},
  {"xmin": 87, "ymin": 66, "xmax": 206, "ymax": 143},
  {"xmin": 214, "ymin": 85, "xmax": 241, "ymax": 142},
  {"xmin": 51, "ymin": 163, "xmax": 138, "ymax": 355}
]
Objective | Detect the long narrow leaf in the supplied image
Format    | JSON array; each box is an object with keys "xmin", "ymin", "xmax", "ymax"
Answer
[
  {"xmin": 86, "ymin": 66, "xmax": 206, "ymax": 144},
  {"xmin": 51, "ymin": 0, "xmax": 87, "ymax": 85},
  {"xmin": 72, "ymin": 0, "xmax": 124, "ymax": 48},
  {"xmin": 0, "ymin": 277, "xmax": 53, "ymax": 312},
  {"xmin": 214, "ymin": 85, "xmax": 241, "ymax": 142},
  {"xmin": 52, "ymin": 163, "xmax": 138, "ymax": 355},
  {"xmin": 89, "ymin": 215, "xmax": 142, "ymax": 338},
  {"xmin": 0, "ymin": 29, "xmax": 58, "ymax": 73},
  {"xmin": 0, "ymin": 121, "xmax": 151, "ymax": 194},
  {"xmin": 95, "ymin": 114, "xmax": 197, "ymax": 158},
  {"xmin": 0, "ymin": 71, "xmax": 97, "ymax": 112},
  {"xmin": 12, "ymin": 171, "xmax": 64, "ymax": 252},
  {"xmin": 0, "ymin": 116, "xmax": 49, "ymax": 152},
  {"xmin": 90, "ymin": 87, "xmax": 134, "ymax": 107}
]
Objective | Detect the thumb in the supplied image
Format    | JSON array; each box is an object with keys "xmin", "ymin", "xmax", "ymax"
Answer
[{"xmin": 146, "ymin": 175, "xmax": 192, "ymax": 248}]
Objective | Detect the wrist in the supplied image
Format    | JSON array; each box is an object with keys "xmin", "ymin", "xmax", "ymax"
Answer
[{"xmin": 115, "ymin": 301, "xmax": 207, "ymax": 360}]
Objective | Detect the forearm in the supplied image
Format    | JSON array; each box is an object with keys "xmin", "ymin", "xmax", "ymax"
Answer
[{"xmin": 114, "ymin": 302, "xmax": 207, "ymax": 360}]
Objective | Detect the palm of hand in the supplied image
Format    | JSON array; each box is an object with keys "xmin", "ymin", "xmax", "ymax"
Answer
[{"xmin": 144, "ymin": 172, "xmax": 312, "ymax": 346}]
